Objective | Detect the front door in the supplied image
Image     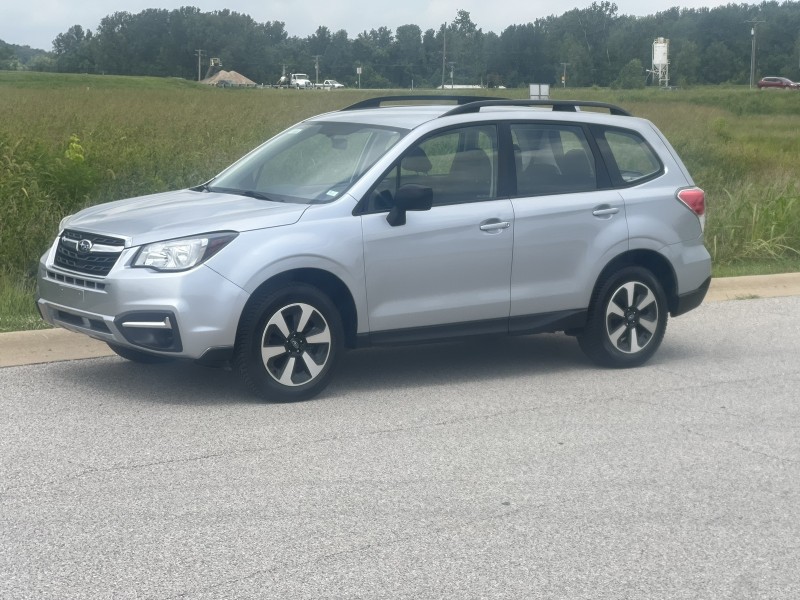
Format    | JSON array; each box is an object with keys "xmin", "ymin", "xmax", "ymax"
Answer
[{"xmin": 361, "ymin": 124, "xmax": 514, "ymax": 336}]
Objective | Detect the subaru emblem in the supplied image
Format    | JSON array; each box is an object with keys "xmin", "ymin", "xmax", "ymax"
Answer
[{"xmin": 77, "ymin": 239, "xmax": 93, "ymax": 253}]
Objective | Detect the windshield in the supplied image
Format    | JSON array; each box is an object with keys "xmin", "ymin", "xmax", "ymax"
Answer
[{"xmin": 210, "ymin": 121, "xmax": 407, "ymax": 204}]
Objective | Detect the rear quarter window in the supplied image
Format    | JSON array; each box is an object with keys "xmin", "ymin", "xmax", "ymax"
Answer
[{"xmin": 601, "ymin": 128, "xmax": 662, "ymax": 185}]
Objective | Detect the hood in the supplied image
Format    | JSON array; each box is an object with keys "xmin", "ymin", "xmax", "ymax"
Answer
[{"xmin": 63, "ymin": 189, "xmax": 309, "ymax": 247}]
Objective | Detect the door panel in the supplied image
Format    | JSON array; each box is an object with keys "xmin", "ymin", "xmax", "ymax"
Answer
[
  {"xmin": 508, "ymin": 122, "xmax": 629, "ymax": 316},
  {"xmin": 510, "ymin": 190, "xmax": 627, "ymax": 316},
  {"xmin": 362, "ymin": 199, "xmax": 514, "ymax": 332}
]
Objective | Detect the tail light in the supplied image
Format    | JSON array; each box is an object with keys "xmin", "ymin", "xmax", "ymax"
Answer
[{"xmin": 677, "ymin": 187, "xmax": 705, "ymax": 230}]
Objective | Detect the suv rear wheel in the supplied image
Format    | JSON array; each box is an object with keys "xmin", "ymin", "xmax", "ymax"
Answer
[
  {"xmin": 235, "ymin": 284, "xmax": 344, "ymax": 402},
  {"xmin": 578, "ymin": 266, "xmax": 667, "ymax": 368}
]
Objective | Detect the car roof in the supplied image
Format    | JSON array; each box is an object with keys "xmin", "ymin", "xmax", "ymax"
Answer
[
  {"xmin": 307, "ymin": 97, "xmax": 638, "ymax": 131},
  {"xmin": 310, "ymin": 105, "xmax": 453, "ymax": 130}
]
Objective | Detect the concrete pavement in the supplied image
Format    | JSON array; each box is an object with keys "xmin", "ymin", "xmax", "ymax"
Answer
[{"xmin": 2, "ymin": 272, "xmax": 800, "ymax": 368}]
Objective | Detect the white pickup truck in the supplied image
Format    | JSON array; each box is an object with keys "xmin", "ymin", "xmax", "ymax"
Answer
[{"xmin": 289, "ymin": 73, "xmax": 312, "ymax": 89}]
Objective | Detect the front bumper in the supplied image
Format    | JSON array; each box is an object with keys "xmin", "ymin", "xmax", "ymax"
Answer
[{"xmin": 37, "ymin": 252, "xmax": 250, "ymax": 360}]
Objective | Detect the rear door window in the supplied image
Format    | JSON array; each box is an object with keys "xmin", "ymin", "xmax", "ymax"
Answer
[{"xmin": 510, "ymin": 124, "xmax": 597, "ymax": 196}]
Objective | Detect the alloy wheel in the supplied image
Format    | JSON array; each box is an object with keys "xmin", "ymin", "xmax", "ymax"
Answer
[
  {"xmin": 604, "ymin": 281, "xmax": 659, "ymax": 354},
  {"xmin": 261, "ymin": 302, "xmax": 332, "ymax": 386}
]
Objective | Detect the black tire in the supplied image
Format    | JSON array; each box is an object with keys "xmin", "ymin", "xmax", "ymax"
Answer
[
  {"xmin": 578, "ymin": 266, "xmax": 668, "ymax": 368},
  {"xmin": 107, "ymin": 342, "xmax": 175, "ymax": 364},
  {"xmin": 234, "ymin": 284, "xmax": 344, "ymax": 402}
]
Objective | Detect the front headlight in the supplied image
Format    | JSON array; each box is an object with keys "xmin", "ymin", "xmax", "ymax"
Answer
[{"xmin": 133, "ymin": 232, "xmax": 238, "ymax": 271}]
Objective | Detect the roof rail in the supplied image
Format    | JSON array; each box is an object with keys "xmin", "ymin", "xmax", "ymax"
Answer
[
  {"xmin": 441, "ymin": 99, "xmax": 632, "ymax": 117},
  {"xmin": 341, "ymin": 95, "xmax": 502, "ymax": 111}
]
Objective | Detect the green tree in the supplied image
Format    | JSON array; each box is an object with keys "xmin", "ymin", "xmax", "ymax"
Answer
[
  {"xmin": 421, "ymin": 27, "xmax": 446, "ymax": 87},
  {"xmin": 452, "ymin": 10, "xmax": 485, "ymax": 84},
  {"xmin": 558, "ymin": 32, "xmax": 594, "ymax": 87},
  {"xmin": 323, "ymin": 30, "xmax": 354, "ymax": 83},
  {"xmin": 672, "ymin": 40, "xmax": 701, "ymax": 86},
  {"xmin": 53, "ymin": 25, "xmax": 95, "ymax": 73},
  {"xmin": 555, "ymin": 2, "xmax": 619, "ymax": 85},
  {"xmin": 390, "ymin": 25, "xmax": 423, "ymax": 87},
  {"xmin": 702, "ymin": 41, "xmax": 738, "ymax": 84},
  {"xmin": 308, "ymin": 26, "xmax": 331, "ymax": 58},
  {"xmin": 42, "ymin": 2, "xmax": 800, "ymax": 88},
  {"xmin": 29, "ymin": 54, "xmax": 56, "ymax": 72},
  {"xmin": 0, "ymin": 39, "xmax": 17, "ymax": 69},
  {"xmin": 612, "ymin": 58, "xmax": 646, "ymax": 88},
  {"xmin": 497, "ymin": 22, "xmax": 548, "ymax": 86}
]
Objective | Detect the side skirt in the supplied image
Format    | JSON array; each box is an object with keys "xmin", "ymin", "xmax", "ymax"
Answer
[{"xmin": 357, "ymin": 309, "xmax": 588, "ymax": 348}]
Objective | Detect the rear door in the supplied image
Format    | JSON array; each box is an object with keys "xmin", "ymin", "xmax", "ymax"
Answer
[{"xmin": 508, "ymin": 122, "xmax": 629, "ymax": 320}]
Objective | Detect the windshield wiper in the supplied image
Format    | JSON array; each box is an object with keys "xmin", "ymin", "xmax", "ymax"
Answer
[
  {"xmin": 237, "ymin": 189, "xmax": 283, "ymax": 202},
  {"xmin": 191, "ymin": 181, "xmax": 214, "ymax": 192},
  {"xmin": 207, "ymin": 187, "xmax": 285, "ymax": 202}
]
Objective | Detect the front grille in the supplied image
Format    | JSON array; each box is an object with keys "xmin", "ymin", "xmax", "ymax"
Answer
[
  {"xmin": 54, "ymin": 230, "xmax": 125, "ymax": 277},
  {"xmin": 46, "ymin": 270, "xmax": 106, "ymax": 291}
]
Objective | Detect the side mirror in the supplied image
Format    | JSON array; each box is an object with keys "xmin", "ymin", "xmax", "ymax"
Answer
[{"xmin": 386, "ymin": 184, "xmax": 433, "ymax": 227}]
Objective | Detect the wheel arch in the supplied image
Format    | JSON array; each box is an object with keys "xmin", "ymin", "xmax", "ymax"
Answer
[
  {"xmin": 594, "ymin": 249, "xmax": 679, "ymax": 313},
  {"xmin": 238, "ymin": 268, "xmax": 359, "ymax": 349}
]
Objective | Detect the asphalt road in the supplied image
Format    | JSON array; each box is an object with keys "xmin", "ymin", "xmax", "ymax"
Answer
[{"xmin": 1, "ymin": 296, "xmax": 799, "ymax": 599}]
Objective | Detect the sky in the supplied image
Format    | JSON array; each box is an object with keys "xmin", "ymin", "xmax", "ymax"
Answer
[{"xmin": 2, "ymin": 0, "xmax": 733, "ymax": 51}]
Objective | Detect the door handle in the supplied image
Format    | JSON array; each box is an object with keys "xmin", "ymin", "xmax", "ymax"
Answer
[
  {"xmin": 479, "ymin": 220, "xmax": 511, "ymax": 232},
  {"xmin": 592, "ymin": 206, "xmax": 620, "ymax": 217}
]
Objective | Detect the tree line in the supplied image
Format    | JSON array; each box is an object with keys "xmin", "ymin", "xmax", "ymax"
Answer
[{"xmin": 3, "ymin": 2, "xmax": 800, "ymax": 88}]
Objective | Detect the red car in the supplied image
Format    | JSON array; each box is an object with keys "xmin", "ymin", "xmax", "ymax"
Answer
[{"xmin": 757, "ymin": 76, "xmax": 800, "ymax": 89}]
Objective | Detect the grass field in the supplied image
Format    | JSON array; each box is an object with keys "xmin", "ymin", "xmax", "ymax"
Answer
[{"xmin": 1, "ymin": 72, "xmax": 799, "ymax": 331}]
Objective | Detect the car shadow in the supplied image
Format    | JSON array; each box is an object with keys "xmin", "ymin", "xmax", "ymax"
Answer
[
  {"xmin": 330, "ymin": 333, "xmax": 586, "ymax": 396},
  {"xmin": 55, "ymin": 357, "xmax": 255, "ymax": 406},
  {"xmin": 57, "ymin": 333, "xmax": 587, "ymax": 406}
]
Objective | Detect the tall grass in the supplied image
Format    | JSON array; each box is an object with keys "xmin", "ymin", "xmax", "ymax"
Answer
[
  {"xmin": 0, "ymin": 276, "xmax": 44, "ymax": 332},
  {"xmin": 651, "ymin": 105, "xmax": 800, "ymax": 265},
  {"xmin": 0, "ymin": 75, "xmax": 368, "ymax": 278},
  {"xmin": 1, "ymin": 72, "xmax": 799, "ymax": 331}
]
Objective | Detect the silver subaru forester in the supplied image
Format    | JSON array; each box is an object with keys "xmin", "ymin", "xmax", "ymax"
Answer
[{"xmin": 37, "ymin": 97, "xmax": 711, "ymax": 401}]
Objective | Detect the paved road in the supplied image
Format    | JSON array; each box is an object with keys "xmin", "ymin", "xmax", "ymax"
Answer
[{"xmin": 1, "ymin": 296, "xmax": 799, "ymax": 599}]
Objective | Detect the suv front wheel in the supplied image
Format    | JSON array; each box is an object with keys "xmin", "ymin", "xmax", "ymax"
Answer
[
  {"xmin": 578, "ymin": 266, "xmax": 668, "ymax": 368},
  {"xmin": 235, "ymin": 284, "xmax": 344, "ymax": 402}
]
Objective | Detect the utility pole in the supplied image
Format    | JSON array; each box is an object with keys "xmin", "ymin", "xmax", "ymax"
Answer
[
  {"xmin": 194, "ymin": 49, "xmax": 205, "ymax": 82},
  {"xmin": 313, "ymin": 55, "xmax": 321, "ymax": 85},
  {"xmin": 746, "ymin": 18, "xmax": 765, "ymax": 88},
  {"xmin": 560, "ymin": 62, "xmax": 570, "ymax": 88},
  {"xmin": 441, "ymin": 24, "xmax": 446, "ymax": 89}
]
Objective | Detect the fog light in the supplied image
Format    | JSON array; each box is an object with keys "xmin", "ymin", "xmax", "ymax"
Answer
[{"xmin": 115, "ymin": 312, "xmax": 182, "ymax": 352}]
